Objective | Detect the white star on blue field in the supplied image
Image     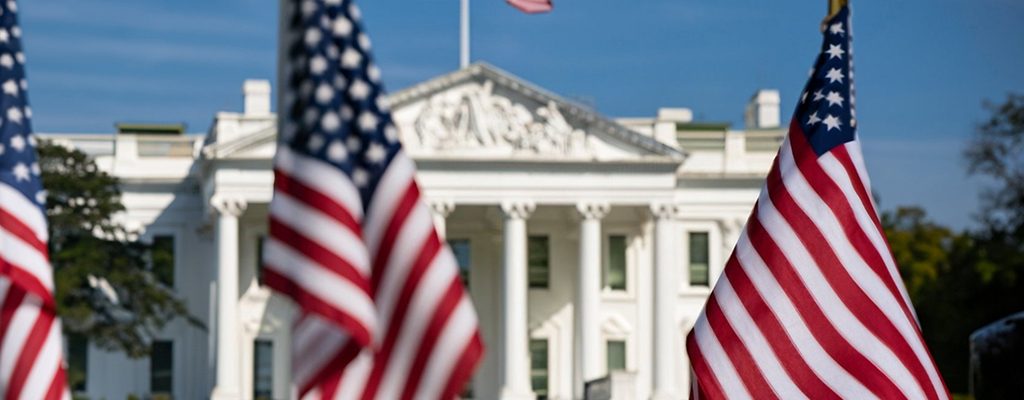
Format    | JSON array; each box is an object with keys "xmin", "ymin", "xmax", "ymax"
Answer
[{"xmin": 17, "ymin": 0, "xmax": 1024, "ymax": 231}]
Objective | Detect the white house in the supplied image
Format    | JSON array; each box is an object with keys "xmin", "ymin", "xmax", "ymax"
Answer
[{"xmin": 45, "ymin": 63, "xmax": 784, "ymax": 400}]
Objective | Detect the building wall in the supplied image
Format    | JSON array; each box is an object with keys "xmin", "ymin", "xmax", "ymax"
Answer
[
  {"xmin": 53, "ymin": 146, "xmax": 763, "ymax": 400},
  {"xmin": 46, "ymin": 78, "xmax": 780, "ymax": 400}
]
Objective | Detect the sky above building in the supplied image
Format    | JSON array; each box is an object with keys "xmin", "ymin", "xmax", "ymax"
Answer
[{"xmin": 17, "ymin": 0, "xmax": 1024, "ymax": 230}]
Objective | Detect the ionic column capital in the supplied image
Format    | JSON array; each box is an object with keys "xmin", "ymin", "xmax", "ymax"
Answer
[
  {"xmin": 576, "ymin": 201, "xmax": 610, "ymax": 220},
  {"xmin": 211, "ymin": 195, "xmax": 248, "ymax": 218},
  {"xmin": 718, "ymin": 217, "xmax": 747, "ymax": 234},
  {"xmin": 500, "ymin": 200, "xmax": 536, "ymax": 220},
  {"xmin": 429, "ymin": 199, "xmax": 456, "ymax": 218},
  {"xmin": 649, "ymin": 202, "xmax": 679, "ymax": 220}
]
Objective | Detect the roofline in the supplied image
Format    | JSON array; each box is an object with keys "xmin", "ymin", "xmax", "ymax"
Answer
[{"xmin": 386, "ymin": 62, "xmax": 687, "ymax": 162}]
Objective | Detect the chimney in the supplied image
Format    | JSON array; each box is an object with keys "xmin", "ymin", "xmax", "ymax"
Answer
[
  {"xmin": 657, "ymin": 107, "xmax": 693, "ymax": 124},
  {"xmin": 744, "ymin": 89, "xmax": 780, "ymax": 129},
  {"xmin": 652, "ymin": 107, "xmax": 692, "ymax": 148},
  {"xmin": 243, "ymin": 80, "xmax": 272, "ymax": 116}
]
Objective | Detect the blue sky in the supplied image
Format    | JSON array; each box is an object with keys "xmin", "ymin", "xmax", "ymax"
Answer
[{"xmin": 17, "ymin": 0, "xmax": 1024, "ymax": 230}]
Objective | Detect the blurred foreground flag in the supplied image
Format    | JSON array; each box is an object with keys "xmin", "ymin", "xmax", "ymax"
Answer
[
  {"xmin": 265, "ymin": 0, "xmax": 483, "ymax": 398},
  {"xmin": 684, "ymin": 4, "xmax": 951, "ymax": 399},
  {"xmin": 507, "ymin": 0, "xmax": 553, "ymax": 14},
  {"xmin": 0, "ymin": 1, "xmax": 72, "ymax": 399}
]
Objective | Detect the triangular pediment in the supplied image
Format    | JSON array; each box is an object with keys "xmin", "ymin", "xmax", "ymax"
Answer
[
  {"xmin": 204, "ymin": 63, "xmax": 685, "ymax": 163},
  {"xmin": 387, "ymin": 63, "xmax": 684, "ymax": 162}
]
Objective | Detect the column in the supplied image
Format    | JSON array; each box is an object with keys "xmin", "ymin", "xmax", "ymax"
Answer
[
  {"xmin": 499, "ymin": 200, "xmax": 536, "ymax": 400},
  {"xmin": 211, "ymin": 196, "xmax": 247, "ymax": 400},
  {"xmin": 430, "ymin": 199, "xmax": 455, "ymax": 240},
  {"xmin": 650, "ymin": 202, "xmax": 678, "ymax": 400},
  {"xmin": 575, "ymin": 202, "xmax": 610, "ymax": 398}
]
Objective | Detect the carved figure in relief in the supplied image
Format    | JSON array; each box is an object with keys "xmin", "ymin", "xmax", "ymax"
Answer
[{"xmin": 409, "ymin": 79, "xmax": 589, "ymax": 156}]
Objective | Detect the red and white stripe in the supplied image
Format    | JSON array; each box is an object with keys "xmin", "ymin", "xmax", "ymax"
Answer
[
  {"xmin": 506, "ymin": 0, "xmax": 553, "ymax": 14},
  {"xmin": 265, "ymin": 148, "xmax": 483, "ymax": 399},
  {"xmin": 0, "ymin": 187, "xmax": 70, "ymax": 400},
  {"xmin": 0, "ymin": 184, "xmax": 54, "ymax": 306},
  {"xmin": 685, "ymin": 121, "xmax": 949, "ymax": 399}
]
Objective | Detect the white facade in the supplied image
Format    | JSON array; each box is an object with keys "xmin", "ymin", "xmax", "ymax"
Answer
[{"xmin": 48, "ymin": 63, "xmax": 783, "ymax": 400}]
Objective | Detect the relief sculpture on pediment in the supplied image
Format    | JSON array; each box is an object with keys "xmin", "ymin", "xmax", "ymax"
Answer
[{"xmin": 409, "ymin": 80, "xmax": 589, "ymax": 156}]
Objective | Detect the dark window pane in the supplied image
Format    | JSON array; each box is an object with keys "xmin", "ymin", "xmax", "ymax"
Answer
[
  {"xmin": 605, "ymin": 235, "xmax": 627, "ymax": 291},
  {"xmin": 530, "ymin": 339, "xmax": 549, "ymax": 398},
  {"xmin": 607, "ymin": 340, "xmax": 626, "ymax": 371},
  {"xmin": 448, "ymin": 239, "xmax": 471, "ymax": 288},
  {"xmin": 152, "ymin": 235, "xmax": 175, "ymax": 287},
  {"xmin": 68, "ymin": 334, "xmax": 88, "ymax": 392},
  {"xmin": 150, "ymin": 341, "xmax": 173, "ymax": 395},
  {"xmin": 528, "ymin": 236, "xmax": 549, "ymax": 289},
  {"xmin": 689, "ymin": 232, "xmax": 710, "ymax": 286},
  {"xmin": 254, "ymin": 340, "xmax": 274, "ymax": 400}
]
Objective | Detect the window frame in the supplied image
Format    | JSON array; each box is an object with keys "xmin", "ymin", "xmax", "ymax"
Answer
[
  {"xmin": 150, "ymin": 340, "xmax": 174, "ymax": 396},
  {"xmin": 603, "ymin": 234, "xmax": 628, "ymax": 292},
  {"xmin": 688, "ymin": 231, "xmax": 711, "ymax": 287},
  {"xmin": 527, "ymin": 235, "xmax": 550, "ymax": 290},
  {"xmin": 253, "ymin": 339, "xmax": 274, "ymax": 400},
  {"xmin": 679, "ymin": 221, "xmax": 723, "ymax": 296},
  {"xmin": 606, "ymin": 339, "xmax": 627, "ymax": 373},
  {"xmin": 68, "ymin": 333, "xmax": 88, "ymax": 393},
  {"xmin": 529, "ymin": 338, "xmax": 550, "ymax": 399}
]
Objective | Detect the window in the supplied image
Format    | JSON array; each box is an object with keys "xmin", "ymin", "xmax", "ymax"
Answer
[
  {"xmin": 254, "ymin": 340, "xmax": 274, "ymax": 400},
  {"xmin": 68, "ymin": 333, "xmax": 88, "ymax": 392},
  {"xmin": 607, "ymin": 340, "xmax": 627, "ymax": 372},
  {"xmin": 528, "ymin": 236, "xmax": 549, "ymax": 289},
  {"xmin": 530, "ymin": 339, "xmax": 549, "ymax": 399},
  {"xmin": 448, "ymin": 239, "xmax": 471, "ymax": 288},
  {"xmin": 604, "ymin": 235, "xmax": 627, "ymax": 291},
  {"xmin": 150, "ymin": 341, "xmax": 173, "ymax": 396},
  {"xmin": 689, "ymin": 232, "xmax": 710, "ymax": 287},
  {"xmin": 152, "ymin": 235, "xmax": 175, "ymax": 287}
]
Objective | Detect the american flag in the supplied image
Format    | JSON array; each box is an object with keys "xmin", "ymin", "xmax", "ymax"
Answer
[
  {"xmin": 0, "ymin": 1, "xmax": 71, "ymax": 399},
  {"xmin": 264, "ymin": 0, "xmax": 483, "ymax": 398},
  {"xmin": 685, "ymin": 6, "xmax": 950, "ymax": 399},
  {"xmin": 507, "ymin": 0, "xmax": 553, "ymax": 14}
]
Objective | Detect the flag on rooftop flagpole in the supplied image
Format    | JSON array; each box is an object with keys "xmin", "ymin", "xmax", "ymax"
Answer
[
  {"xmin": 685, "ymin": 4, "xmax": 951, "ymax": 399},
  {"xmin": 507, "ymin": 0, "xmax": 553, "ymax": 14},
  {"xmin": 0, "ymin": 1, "xmax": 72, "ymax": 399},
  {"xmin": 265, "ymin": 0, "xmax": 483, "ymax": 398}
]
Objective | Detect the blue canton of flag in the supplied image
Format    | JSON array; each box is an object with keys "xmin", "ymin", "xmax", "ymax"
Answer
[
  {"xmin": 0, "ymin": 2, "xmax": 42, "ymax": 210},
  {"xmin": 283, "ymin": 0, "xmax": 400, "ymax": 208},
  {"xmin": 796, "ymin": 6, "xmax": 857, "ymax": 156}
]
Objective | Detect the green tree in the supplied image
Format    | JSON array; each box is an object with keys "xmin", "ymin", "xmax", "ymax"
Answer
[
  {"xmin": 38, "ymin": 141, "xmax": 201, "ymax": 361},
  {"xmin": 965, "ymin": 93, "xmax": 1024, "ymax": 236},
  {"xmin": 884, "ymin": 94, "xmax": 1024, "ymax": 394}
]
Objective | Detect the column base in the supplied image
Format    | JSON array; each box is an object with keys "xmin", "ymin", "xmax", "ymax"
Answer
[
  {"xmin": 500, "ymin": 387, "xmax": 536, "ymax": 400},
  {"xmin": 211, "ymin": 387, "xmax": 240, "ymax": 400},
  {"xmin": 650, "ymin": 391, "xmax": 677, "ymax": 400}
]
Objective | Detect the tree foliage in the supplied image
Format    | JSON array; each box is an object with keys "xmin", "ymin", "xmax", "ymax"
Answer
[
  {"xmin": 885, "ymin": 94, "xmax": 1024, "ymax": 395},
  {"xmin": 965, "ymin": 93, "xmax": 1024, "ymax": 235},
  {"xmin": 38, "ymin": 141, "xmax": 201, "ymax": 360}
]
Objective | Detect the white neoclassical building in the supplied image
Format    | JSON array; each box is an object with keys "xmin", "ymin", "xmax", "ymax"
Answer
[{"xmin": 46, "ymin": 63, "xmax": 784, "ymax": 400}]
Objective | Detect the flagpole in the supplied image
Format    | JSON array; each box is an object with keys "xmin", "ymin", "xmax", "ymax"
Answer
[
  {"xmin": 828, "ymin": 0, "xmax": 848, "ymax": 17},
  {"xmin": 460, "ymin": 0, "xmax": 470, "ymax": 68},
  {"xmin": 823, "ymin": 0, "xmax": 848, "ymax": 30}
]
